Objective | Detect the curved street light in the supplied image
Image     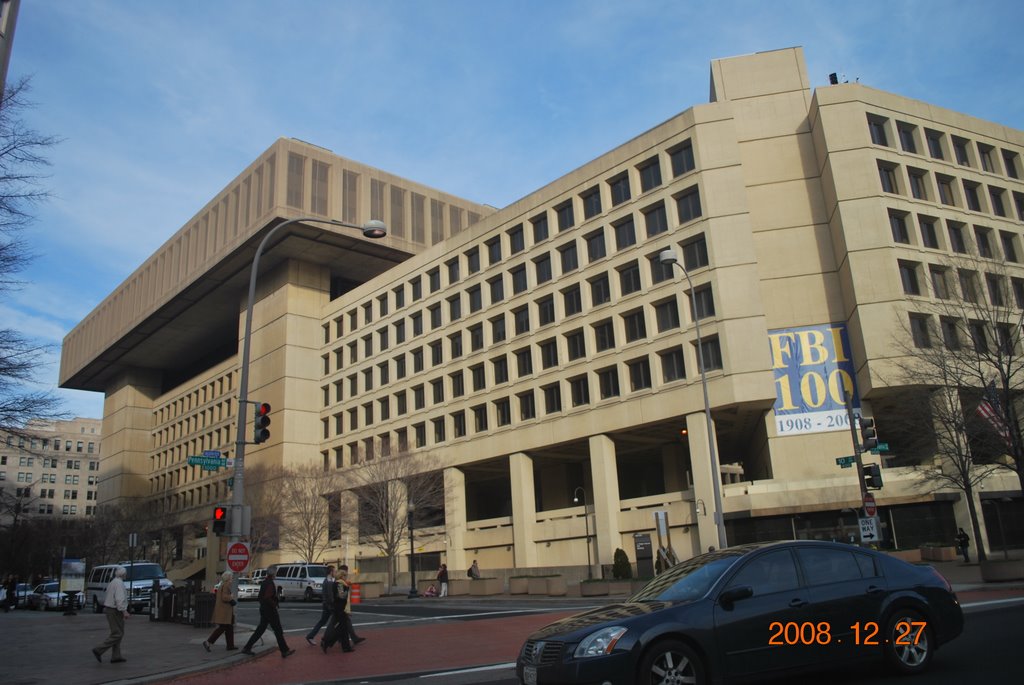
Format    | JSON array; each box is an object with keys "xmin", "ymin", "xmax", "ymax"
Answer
[
  {"xmin": 658, "ymin": 248, "xmax": 728, "ymax": 551},
  {"xmin": 573, "ymin": 486, "xmax": 593, "ymax": 579},
  {"xmin": 230, "ymin": 217, "xmax": 388, "ymax": 542}
]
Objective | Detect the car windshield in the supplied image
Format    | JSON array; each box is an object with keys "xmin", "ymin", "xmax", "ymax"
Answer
[
  {"xmin": 124, "ymin": 564, "xmax": 166, "ymax": 581},
  {"xmin": 307, "ymin": 565, "xmax": 329, "ymax": 577},
  {"xmin": 630, "ymin": 553, "xmax": 740, "ymax": 602}
]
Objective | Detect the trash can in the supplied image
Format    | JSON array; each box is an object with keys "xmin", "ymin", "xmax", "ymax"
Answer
[{"xmin": 193, "ymin": 591, "xmax": 215, "ymax": 628}]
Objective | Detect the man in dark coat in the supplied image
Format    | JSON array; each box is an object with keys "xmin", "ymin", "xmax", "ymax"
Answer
[
  {"xmin": 320, "ymin": 565, "xmax": 353, "ymax": 652},
  {"xmin": 241, "ymin": 570, "xmax": 294, "ymax": 658},
  {"xmin": 305, "ymin": 565, "xmax": 336, "ymax": 645}
]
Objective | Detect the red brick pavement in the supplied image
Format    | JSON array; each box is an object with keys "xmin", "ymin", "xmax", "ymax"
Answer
[{"xmin": 166, "ymin": 610, "xmax": 577, "ymax": 685}]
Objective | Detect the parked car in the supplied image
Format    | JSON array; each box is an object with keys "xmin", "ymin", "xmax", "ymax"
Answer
[
  {"xmin": 7, "ymin": 582, "xmax": 34, "ymax": 608},
  {"xmin": 270, "ymin": 563, "xmax": 329, "ymax": 601},
  {"xmin": 237, "ymin": 576, "xmax": 260, "ymax": 600},
  {"xmin": 86, "ymin": 562, "xmax": 173, "ymax": 614},
  {"xmin": 516, "ymin": 540, "xmax": 963, "ymax": 685},
  {"xmin": 26, "ymin": 582, "xmax": 84, "ymax": 611}
]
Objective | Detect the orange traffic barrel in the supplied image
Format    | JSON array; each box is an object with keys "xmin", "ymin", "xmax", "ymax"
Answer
[{"xmin": 350, "ymin": 583, "xmax": 361, "ymax": 604}]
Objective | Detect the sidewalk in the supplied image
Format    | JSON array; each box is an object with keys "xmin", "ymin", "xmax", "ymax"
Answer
[{"xmin": 0, "ymin": 561, "xmax": 1019, "ymax": 685}]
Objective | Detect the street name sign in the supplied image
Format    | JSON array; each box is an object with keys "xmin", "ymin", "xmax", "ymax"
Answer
[
  {"xmin": 186, "ymin": 455, "xmax": 228, "ymax": 470},
  {"xmin": 835, "ymin": 456, "xmax": 855, "ymax": 468}
]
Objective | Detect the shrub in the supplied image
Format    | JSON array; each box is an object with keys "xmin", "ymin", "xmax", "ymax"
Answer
[{"xmin": 612, "ymin": 548, "xmax": 633, "ymax": 580}]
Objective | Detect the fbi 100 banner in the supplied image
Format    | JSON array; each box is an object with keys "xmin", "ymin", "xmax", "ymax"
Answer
[{"xmin": 768, "ymin": 323, "xmax": 860, "ymax": 436}]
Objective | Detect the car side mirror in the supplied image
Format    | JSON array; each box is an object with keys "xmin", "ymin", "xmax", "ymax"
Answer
[{"xmin": 718, "ymin": 585, "xmax": 754, "ymax": 608}]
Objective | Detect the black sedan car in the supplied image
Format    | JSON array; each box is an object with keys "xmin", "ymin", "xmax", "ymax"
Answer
[{"xmin": 516, "ymin": 541, "xmax": 963, "ymax": 685}]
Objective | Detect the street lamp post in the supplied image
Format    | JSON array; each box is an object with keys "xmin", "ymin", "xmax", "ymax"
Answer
[
  {"xmin": 407, "ymin": 502, "xmax": 419, "ymax": 598},
  {"xmin": 573, "ymin": 487, "xmax": 593, "ymax": 579},
  {"xmin": 231, "ymin": 216, "xmax": 387, "ymax": 543},
  {"xmin": 658, "ymin": 249, "xmax": 728, "ymax": 551}
]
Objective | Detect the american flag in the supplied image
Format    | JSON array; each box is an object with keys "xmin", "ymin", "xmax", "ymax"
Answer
[{"xmin": 976, "ymin": 380, "xmax": 1012, "ymax": 448}]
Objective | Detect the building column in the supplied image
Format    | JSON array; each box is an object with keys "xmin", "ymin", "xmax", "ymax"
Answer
[
  {"xmin": 443, "ymin": 467, "xmax": 467, "ymax": 572},
  {"xmin": 686, "ymin": 411, "xmax": 721, "ymax": 552},
  {"xmin": 588, "ymin": 434, "xmax": 622, "ymax": 572},
  {"xmin": 509, "ymin": 452, "xmax": 538, "ymax": 569},
  {"xmin": 100, "ymin": 369, "xmax": 161, "ymax": 507}
]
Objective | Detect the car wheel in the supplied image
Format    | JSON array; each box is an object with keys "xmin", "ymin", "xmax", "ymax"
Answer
[
  {"xmin": 639, "ymin": 639, "xmax": 706, "ymax": 685},
  {"xmin": 37, "ymin": 599, "xmax": 47, "ymax": 611},
  {"xmin": 93, "ymin": 596, "xmax": 102, "ymax": 614},
  {"xmin": 884, "ymin": 608, "xmax": 933, "ymax": 675},
  {"xmin": 304, "ymin": 587, "xmax": 314, "ymax": 602}
]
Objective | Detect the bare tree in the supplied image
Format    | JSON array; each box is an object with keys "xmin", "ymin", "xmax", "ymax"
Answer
[
  {"xmin": 342, "ymin": 450, "xmax": 446, "ymax": 593},
  {"xmin": 243, "ymin": 463, "xmax": 288, "ymax": 555},
  {"xmin": 0, "ymin": 77, "xmax": 63, "ymax": 434},
  {"xmin": 277, "ymin": 463, "xmax": 343, "ymax": 564}
]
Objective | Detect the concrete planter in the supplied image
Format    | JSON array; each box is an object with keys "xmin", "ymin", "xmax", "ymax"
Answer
[
  {"xmin": 509, "ymin": 577, "xmax": 530, "ymax": 595},
  {"xmin": 920, "ymin": 545, "xmax": 958, "ymax": 562},
  {"xmin": 608, "ymin": 580, "xmax": 633, "ymax": 596},
  {"xmin": 528, "ymin": 577, "xmax": 560, "ymax": 595},
  {"xmin": 448, "ymin": 578, "xmax": 470, "ymax": 596},
  {"xmin": 355, "ymin": 582, "xmax": 381, "ymax": 599},
  {"xmin": 580, "ymin": 581, "xmax": 609, "ymax": 597},
  {"xmin": 469, "ymin": 578, "xmax": 503, "ymax": 595},
  {"xmin": 980, "ymin": 559, "xmax": 1024, "ymax": 582},
  {"xmin": 546, "ymin": 576, "xmax": 567, "ymax": 596},
  {"xmin": 887, "ymin": 549, "xmax": 922, "ymax": 563}
]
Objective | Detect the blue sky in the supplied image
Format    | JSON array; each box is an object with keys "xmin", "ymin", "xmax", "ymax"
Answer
[{"xmin": 7, "ymin": 0, "xmax": 1024, "ymax": 419}]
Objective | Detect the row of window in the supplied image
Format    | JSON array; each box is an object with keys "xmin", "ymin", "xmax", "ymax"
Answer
[
  {"xmin": 327, "ymin": 276, "xmax": 715, "ymax": 407},
  {"xmin": 908, "ymin": 313, "xmax": 1015, "ymax": 354},
  {"xmin": 889, "ymin": 209, "xmax": 1023, "ymax": 261},
  {"xmin": 868, "ymin": 113, "xmax": 1021, "ymax": 180},
  {"xmin": 879, "ymin": 160, "xmax": 1024, "ymax": 221},
  {"xmin": 329, "ymin": 233, "xmax": 710, "ymax": 382},
  {"xmin": 156, "ymin": 375, "xmax": 234, "ymax": 425},
  {"xmin": 5, "ymin": 485, "xmax": 96, "ymax": 501},
  {"xmin": 330, "ymin": 340, "xmax": 723, "ymax": 464},
  {"xmin": 331, "ymin": 139, "xmax": 700, "ymax": 338},
  {"xmin": 9, "ymin": 472, "xmax": 91, "ymax": 485},
  {"xmin": 897, "ymin": 258, "xmax": 1024, "ymax": 309},
  {"xmin": 1, "ymin": 438, "xmax": 98, "ymax": 453},
  {"xmin": 0, "ymin": 456, "xmax": 97, "ymax": 469},
  {"xmin": 34, "ymin": 505, "xmax": 92, "ymax": 515}
]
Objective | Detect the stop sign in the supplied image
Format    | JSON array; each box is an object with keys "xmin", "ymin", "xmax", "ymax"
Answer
[
  {"xmin": 863, "ymin": 493, "xmax": 877, "ymax": 517},
  {"xmin": 226, "ymin": 542, "xmax": 251, "ymax": 573}
]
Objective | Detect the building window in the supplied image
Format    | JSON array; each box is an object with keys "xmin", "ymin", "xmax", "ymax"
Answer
[
  {"xmin": 969, "ymin": 321, "xmax": 987, "ymax": 352},
  {"xmin": 899, "ymin": 261, "xmax": 921, "ymax": 295},
  {"xmin": 495, "ymin": 398, "xmax": 512, "ymax": 426},
  {"xmin": 1013, "ymin": 278, "xmax": 1024, "ymax": 308},
  {"xmin": 449, "ymin": 332, "xmax": 463, "ymax": 359},
  {"xmin": 675, "ymin": 186, "xmax": 702, "ymax": 223},
  {"xmin": 889, "ymin": 211, "xmax": 910, "ymax": 244},
  {"xmin": 489, "ymin": 276, "xmax": 505, "ymax": 303},
  {"xmin": 393, "ymin": 319, "xmax": 406, "ymax": 345},
  {"xmin": 643, "ymin": 202, "xmax": 669, "ymax": 237},
  {"xmin": 543, "ymin": 383, "xmax": 562, "ymax": 414},
  {"xmin": 493, "ymin": 356, "xmax": 509, "ymax": 384},
  {"xmin": 1016, "ymin": 192, "xmax": 1024, "ymax": 221},
  {"xmin": 609, "ymin": 172, "xmax": 631, "ymax": 206},
  {"xmin": 412, "ymin": 347, "xmax": 424, "ymax": 373},
  {"xmin": 697, "ymin": 337, "xmax": 724, "ymax": 371},
  {"xmin": 508, "ymin": 224, "xmax": 525, "ymax": 254},
  {"xmin": 598, "ymin": 366, "xmax": 620, "ymax": 399},
  {"xmin": 867, "ymin": 115, "xmax": 889, "ymax": 146},
  {"xmin": 953, "ymin": 137, "xmax": 971, "ymax": 166},
  {"xmin": 448, "ymin": 295, "xmax": 462, "ymax": 322},
  {"xmin": 535, "ymin": 253, "xmax": 553, "ymax": 284},
  {"xmin": 659, "ymin": 348, "xmax": 686, "ymax": 382},
  {"xmin": 428, "ymin": 267, "xmax": 441, "ymax": 293},
  {"xmin": 1003, "ymin": 150, "xmax": 1020, "ymax": 179},
  {"xmin": 619, "ymin": 261, "xmax": 642, "ymax": 295},
  {"xmin": 566, "ymin": 329, "xmax": 586, "ymax": 361},
  {"xmin": 935, "ymin": 175, "xmax": 955, "ymax": 206},
  {"xmin": 487, "ymin": 237, "xmax": 502, "ymax": 265},
  {"xmin": 453, "ymin": 411, "xmax": 466, "ymax": 438},
  {"xmin": 429, "ymin": 304, "xmax": 442, "ymax": 329},
  {"xmin": 942, "ymin": 320, "xmax": 960, "ymax": 353},
  {"xmin": 638, "ymin": 157, "xmax": 662, "ymax": 192},
  {"xmin": 451, "ymin": 371, "xmax": 465, "ymax": 398},
  {"xmin": 919, "ymin": 216, "xmax": 939, "ymax": 249},
  {"xmin": 669, "ymin": 140, "xmax": 695, "ymax": 176},
  {"xmin": 628, "ymin": 357, "xmax": 652, "ymax": 391},
  {"xmin": 682, "ymin": 235, "xmax": 709, "ymax": 270},
  {"xmin": 1001, "ymin": 232, "xmax": 1019, "ymax": 263},
  {"xmin": 468, "ymin": 285, "xmax": 482, "ymax": 312},
  {"xmin": 594, "ymin": 319, "xmax": 615, "ymax": 352},
  {"xmin": 978, "ymin": 143, "xmax": 995, "ymax": 173},
  {"xmin": 581, "ymin": 187, "xmax": 602, "ymax": 220},
  {"xmin": 563, "ymin": 284, "xmax": 583, "ymax": 316},
  {"xmin": 511, "ymin": 265, "xmax": 528, "ymax": 294},
  {"xmin": 963, "ymin": 181, "xmax": 981, "ymax": 211},
  {"xmin": 491, "ymin": 315, "xmax": 507, "ymax": 343},
  {"xmin": 560, "ymin": 242, "xmax": 579, "ymax": 272},
  {"xmin": 650, "ymin": 253, "xmax": 674, "ymax": 284},
  {"xmin": 515, "ymin": 305, "xmax": 532, "ymax": 334},
  {"xmin": 878, "ymin": 162, "xmax": 898, "ymax": 194},
  {"xmin": 925, "ymin": 129, "xmax": 944, "ymax": 159},
  {"xmin": 470, "ymin": 323, "xmax": 484, "ymax": 351},
  {"xmin": 910, "ymin": 314, "xmax": 931, "ymax": 348},
  {"xmin": 569, "ymin": 375, "xmax": 590, "ymax": 407},
  {"xmin": 908, "ymin": 169, "xmax": 928, "ymax": 200},
  {"xmin": 446, "ymin": 258, "xmax": 460, "ymax": 285},
  {"xmin": 990, "ymin": 187, "xmax": 1007, "ymax": 217},
  {"xmin": 930, "ymin": 266, "xmax": 950, "ymax": 299},
  {"xmin": 614, "ymin": 217, "xmax": 636, "ymax": 250},
  {"xmin": 975, "ymin": 227, "xmax": 994, "ymax": 258},
  {"xmin": 411, "ymin": 311, "xmax": 423, "ymax": 336},
  {"xmin": 537, "ymin": 296, "xmax": 555, "ymax": 327},
  {"xmin": 540, "ymin": 339, "xmax": 559, "ymax": 369},
  {"xmin": 948, "ymin": 221, "xmax": 967, "ymax": 253},
  {"xmin": 556, "ymin": 200, "xmax": 575, "ymax": 231},
  {"xmin": 690, "ymin": 286, "xmax": 715, "ymax": 320},
  {"xmin": 623, "ymin": 309, "xmax": 647, "ymax": 342},
  {"xmin": 519, "ymin": 391, "xmax": 536, "ymax": 420},
  {"xmin": 586, "ymin": 229, "xmax": 606, "ymax": 261},
  {"xmin": 532, "ymin": 213, "xmax": 549, "ymax": 242},
  {"xmin": 413, "ymin": 385, "xmax": 425, "ymax": 410},
  {"xmin": 516, "ymin": 348, "xmax": 534, "ymax": 376},
  {"xmin": 987, "ymin": 273, "xmax": 1006, "ymax": 307},
  {"xmin": 431, "ymin": 340, "xmax": 443, "ymax": 366},
  {"xmin": 466, "ymin": 247, "xmax": 480, "ymax": 274},
  {"xmin": 471, "ymin": 364, "xmax": 486, "ymax": 392},
  {"xmin": 590, "ymin": 273, "xmax": 611, "ymax": 305},
  {"xmin": 656, "ymin": 298, "xmax": 681, "ymax": 332},
  {"xmin": 897, "ymin": 122, "xmax": 917, "ymax": 153},
  {"xmin": 959, "ymin": 270, "xmax": 979, "ymax": 303}
]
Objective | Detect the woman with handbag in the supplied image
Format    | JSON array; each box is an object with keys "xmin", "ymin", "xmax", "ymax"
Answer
[{"xmin": 203, "ymin": 570, "xmax": 239, "ymax": 652}]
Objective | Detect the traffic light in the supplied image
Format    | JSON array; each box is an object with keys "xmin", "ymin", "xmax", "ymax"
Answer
[
  {"xmin": 859, "ymin": 417, "xmax": 878, "ymax": 451},
  {"xmin": 253, "ymin": 402, "xmax": 271, "ymax": 444},
  {"xmin": 864, "ymin": 463, "xmax": 884, "ymax": 490},
  {"xmin": 212, "ymin": 505, "xmax": 229, "ymax": 534}
]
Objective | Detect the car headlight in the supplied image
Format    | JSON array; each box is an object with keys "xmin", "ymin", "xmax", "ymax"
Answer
[
  {"xmin": 574, "ymin": 626, "xmax": 628, "ymax": 658},
  {"xmin": 313, "ymin": 582, "xmax": 322, "ymax": 589}
]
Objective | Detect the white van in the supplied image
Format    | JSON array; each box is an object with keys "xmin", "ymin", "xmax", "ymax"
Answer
[
  {"xmin": 86, "ymin": 561, "xmax": 173, "ymax": 613},
  {"xmin": 270, "ymin": 563, "xmax": 329, "ymax": 601}
]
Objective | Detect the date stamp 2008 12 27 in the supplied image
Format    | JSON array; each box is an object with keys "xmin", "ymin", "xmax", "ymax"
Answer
[{"xmin": 768, "ymin": 621, "xmax": 926, "ymax": 646}]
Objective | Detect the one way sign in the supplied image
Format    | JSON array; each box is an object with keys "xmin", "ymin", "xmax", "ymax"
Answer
[{"xmin": 859, "ymin": 516, "xmax": 879, "ymax": 543}]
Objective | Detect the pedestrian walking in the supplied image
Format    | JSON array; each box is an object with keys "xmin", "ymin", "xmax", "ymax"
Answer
[
  {"xmin": 91, "ymin": 566, "xmax": 129, "ymax": 664},
  {"xmin": 321, "ymin": 566, "xmax": 352, "ymax": 653},
  {"xmin": 956, "ymin": 528, "xmax": 971, "ymax": 563},
  {"xmin": 241, "ymin": 570, "xmax": 294, "ymax": 658},
  {"xmin": 469, "ymin": 559, "xmax": 481, "ymax": 579},
  {"xmin": 337, "ymin": 565, "xmax": 366, "ymax": 646},
  {"xmin": 306, "ymin": 565, "xmax": 336, "ymax": 645},
  {"xmin": 5, "ymin": 574, "xmax": 18, "ymax": 612},
  {"xmin": 202, "ymin": 570, "xmax": 238, "ymax": 652},
  {"xmin": 437, "ymin": 563, "xmax": 449, "ymax": 597}
]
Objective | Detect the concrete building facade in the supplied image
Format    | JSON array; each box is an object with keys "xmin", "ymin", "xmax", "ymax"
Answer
[{"xmin": 60, "ymin": 48, "xmax": 1023, "ymax": 579}]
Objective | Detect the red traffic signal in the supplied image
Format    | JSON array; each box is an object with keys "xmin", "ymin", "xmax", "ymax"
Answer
[
  {"xmin": 253, "ymin": 401, "xmax": 272, "ymax": 444},
  {"xmin": 213, "ymin": 506, "xmax": 227, "ymax": 521},
  {"xmin": 212, "ymin": 505, "xmax": 228, "ymax": 534}
]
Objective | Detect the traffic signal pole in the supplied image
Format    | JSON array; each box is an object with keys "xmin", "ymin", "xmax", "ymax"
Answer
[{"xmin": 843, "ymin": 394, "xmax": 870, "ymax": 510}]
